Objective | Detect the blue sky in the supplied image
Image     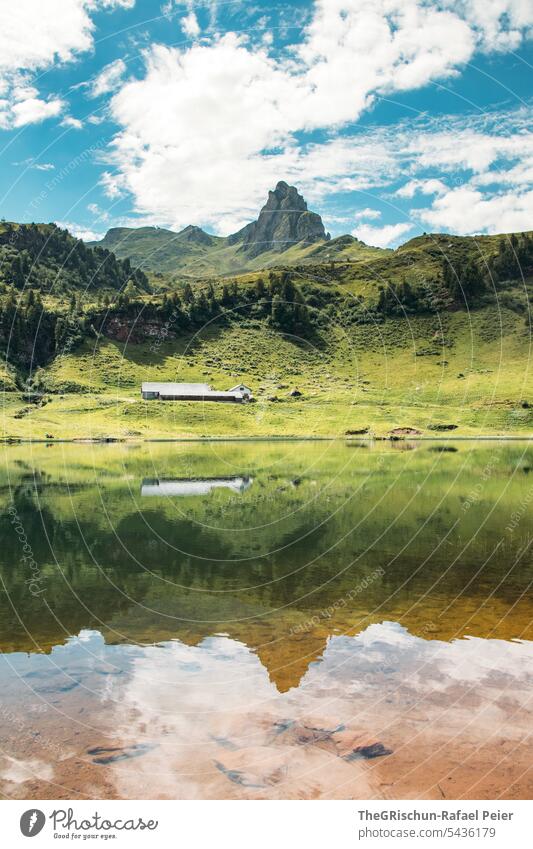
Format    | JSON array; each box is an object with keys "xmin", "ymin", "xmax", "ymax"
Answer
[{"xmin": 0, "ymin": 0, "xmax": 531, "ymax": 247}]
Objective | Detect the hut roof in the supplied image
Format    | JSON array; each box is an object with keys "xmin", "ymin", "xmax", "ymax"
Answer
[{"xmin": 142, "ymin": 382, "xmax": 211, "ymax": 395}]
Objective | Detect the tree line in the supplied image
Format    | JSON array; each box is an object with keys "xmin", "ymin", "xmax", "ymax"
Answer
[
  {"xmin": 376, "ymin": 233, "xmax": 533, "ymax": 317},
  {"xmin": 0, "ymin": 222, "xmax": 149, "ymax": 295}
]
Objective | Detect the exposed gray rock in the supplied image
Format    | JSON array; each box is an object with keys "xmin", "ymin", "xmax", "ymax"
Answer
[{"xmin": 229, "ymin": 181, "xmax": 328, "ymax": 258}]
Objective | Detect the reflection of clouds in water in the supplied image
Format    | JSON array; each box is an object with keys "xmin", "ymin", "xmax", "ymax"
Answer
[
  {"xmin": 356, "ymin": 620, "xmax": 414, "ymax": 649},
  {"xmin": 435, "ymin": 635, "xmax": 533, "ymax": 687},
  {"xmin": 99, "ymin": 621, "xmax": 533, "ymax": 797},
  {"xmin": 304, "ymin": 622, "xmax": 533, "ymax": 697},
  {"xmin": 110, "ymin": 636, "xmax": 280, "ymax": 798},
  {"xmin": 107, "ymin": 619, "xmax": 533, "ymax": 726},
  {"xmin": 2, "ymin": 623, "xmax": 532, "ymax": 798},
  {"xmin": 0, "ymin": 756, "xmax": 54, "ymax": 785},
  {"xmin": 49, "ymin": 623, "xmax": 533, "ymax": 712},
  {"xmin": 123, "ymin": 636, "xmax": 276, "ymax": 723}
]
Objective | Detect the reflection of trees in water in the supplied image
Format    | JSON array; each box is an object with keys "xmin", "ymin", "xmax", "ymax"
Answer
[{"xmin": 0, "ymin": 453, "xmax": 532, "ymax": 652}]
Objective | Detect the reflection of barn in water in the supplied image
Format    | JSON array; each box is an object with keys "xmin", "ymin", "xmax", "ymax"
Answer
[{"xmin": 141, "ymin": 476, "xmax": 253, "ymax": 497}]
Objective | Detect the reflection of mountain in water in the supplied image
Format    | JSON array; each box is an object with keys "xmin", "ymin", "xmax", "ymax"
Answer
[
  {"xmin": 2, "ymin": 442, "xmax": 533, "ymax": 690},
  {"xmin": 2, "ymin": 624, "xmax": 532, "ymax": 800},
  {"xmin": 141, "ymin": 476, "xmax": 253, "ymax": 497}
]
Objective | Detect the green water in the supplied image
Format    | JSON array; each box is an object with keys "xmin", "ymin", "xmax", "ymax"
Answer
[
  {"xmin": 0, "ymin": 440, "xmax": 532, "ymax": 799},
  {"xmin": 1, "ymin": 440, "xmax": 532, "ymax": 660}
]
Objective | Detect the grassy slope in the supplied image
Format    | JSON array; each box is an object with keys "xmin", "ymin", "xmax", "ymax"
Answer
[
  {"xmin": 91, "ymin": 226, "xmax": 227, "ymax": 275},
  {"xmin": 2, "ymin": 228, "xmax": 531, "ymax": 439},
  {"xmin": 91, "ymin": 228, "xmax": 387, "ymax": 278},
  {"xmin": 2, "ymin": 300, "xmax": 531, "ymax": 439},
  {"xmin": 90, "ymin": 227, "xmax": 524, "ymax": 283}
]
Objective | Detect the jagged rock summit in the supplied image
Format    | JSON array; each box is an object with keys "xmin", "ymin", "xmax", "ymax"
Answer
[
  {"xmin": 229, "ymin": 181, "xmax": 329, "ymax": 258},
  {"xmin": 89, "ymin": 181, "xmax": 334, "ymax": 272}
]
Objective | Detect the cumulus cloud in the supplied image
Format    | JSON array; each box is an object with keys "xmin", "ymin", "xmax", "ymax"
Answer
[
  {"xmin": 103, "ymin": 1, "xmax": 533, "ymax": 234},
  {"xmin": 0, "ymin": 0, "xmax": 135, "ymax": 129},
  {"xmin": 181, "ymin": 11, "xmax": 200, "ymax": 38},
  {"xmin": 353, "ymin": 208, "xmax": 382, "ymax": 221},
  {"xmin": 61, "ymin": 115, "xmax": 84, "ymax": 129},
  {"xmin": 419, "ymin": 186, "xmax": 533, "ymax": 234},
  {"xmin": 0, "ymin": 1, "xmax": 94, "ymax": 74},
  {"xmin": 454, "ymin": 0, "xmax": 533, "ymax": 51},
  {"xmin": 11, "ymin": 97, "xmax": 65, "ymax": 127},
  {"xmin": 396, "ymin": 178, "xmax": 448, "ymax": 199},
  {"xmin": 354, "ymin": 222, "xmax": 413, "ymax": 248},
  {"xmin": 56, "ymin": 220, "xmax": 105, "ymax": 241}
]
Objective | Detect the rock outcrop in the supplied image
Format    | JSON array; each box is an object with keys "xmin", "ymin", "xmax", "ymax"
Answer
[
  {"xmin": 177, "ymin": 225, "xmax": 215, "ymax": 246},
  {"xmin": 229, "ymin": 181, "xmax": 329, "ymax": 258}
]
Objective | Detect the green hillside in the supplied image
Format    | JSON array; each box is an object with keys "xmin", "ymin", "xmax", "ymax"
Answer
[
  {"xmin": 89, "ymin": 221, "xmax": 532, "ymax": 288},
  {"xmin": 0, "ymin": 184, "xmax": 532, "ymax": 440},
  {"xmin": 90, "ymin": 224, "xmax": 228, "ymax": 276},
  {"xmin": 2, "ymin": 292, "xmax": 532, "ymax": 439},
  {"xmin": 89, "ymin": 225, "xmax": 384, "ymax": 277}
]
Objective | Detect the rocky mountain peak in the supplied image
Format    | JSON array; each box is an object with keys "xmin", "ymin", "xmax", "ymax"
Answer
[
  {"xmin": 229, "ymin": 181, "xmax": 329, "ymax": 257},
  {"xmin": 265, "ymin": 180, "xmax": 308, "ymax": 212},
  {"xmin": 178, "ymin": 225, "xmax": 214, "ymax": 245}
]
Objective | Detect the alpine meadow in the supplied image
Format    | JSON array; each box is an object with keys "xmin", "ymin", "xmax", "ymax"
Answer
[{"xmin": 1, "ymin": 181, "xmax": 532, "ymax": 440}]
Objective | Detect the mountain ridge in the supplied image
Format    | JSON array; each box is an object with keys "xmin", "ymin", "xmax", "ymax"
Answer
[
  {"xmin": 89, "ymin": 181, "xmax": 533, "ymax": 280},
  {"xmin": 88, "ymin": 181, "xmax": 339, "ymax": 275}
]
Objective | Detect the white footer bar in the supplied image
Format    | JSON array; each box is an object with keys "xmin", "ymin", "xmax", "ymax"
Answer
[{"xmin": 1, "ymin": 799, "xmax": 531, "ymax": 848}]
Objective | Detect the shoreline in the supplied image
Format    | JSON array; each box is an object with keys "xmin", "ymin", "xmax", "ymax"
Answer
[{"xmin": 1, "ymin": 434, "xmax": 532, "ymax": 444}]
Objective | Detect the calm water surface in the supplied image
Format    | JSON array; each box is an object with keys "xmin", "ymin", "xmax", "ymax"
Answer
[{"xmin": 0, "ymin": 439, "xmax": 532, "ymax": 799}]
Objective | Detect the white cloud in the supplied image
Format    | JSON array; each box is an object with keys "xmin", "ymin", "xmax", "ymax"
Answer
[
  {"xmin": 453, "ymin": 0, "xmax": 533, "ymax": 51},
  {"xmin": 396, "ymin": 178, "xmax": 448, "ymax": 199},
  {"xmin": 11, "ymin": 97, "xmax": 65, "ymax": 127},
  {"xmin": 93, "ymin": 0, "xmax": 135, "ymax": 7},
  {"xmin": 0, "ymin": 0, "xmax": 135, "ymax": 129},
  {"xmin": 13, "ymin": 157, "xmax": 56, "ymax": 170},
  {"xmin": 100, "ymin": 169, "xmax": 126, "ymax": 199},
  {"xmin": 104, "ymin": 1, "xmax": 533, "ymax": 234},
  {"xmin": 56, "ymin": 220, "xmax": 105, "ymax": 241},
  {"xmin": 406, "ymin": 128, "xmax": 531, "ymax": 172},
  {"xmin": 61, "ymin": 115, "xmax": 84, "ymax": 129},
  {"xmin": 0, "ymin": 2, "xmax": 94, "ymax": 74},
  {"xmin": 353, "ymin": 207, "xmax": 381, "ymax": 221},
  {"xmin": 181, "ymin": 11, "xmax": 200, "ymax": 38},
  {"xmin": 473, "ymin": 160, "xmax": 533, "ymax": 188},
  {"xmin": 354, "ymin": 222, "xmax": 413, "ymax": 248},
  {"xmin": 87, "ymin": 201, "xmax": 110, "ymax": 220},
  {"xmin": 91, "ymin": 58, "xmax": 127, "ymax": 97},
  {"xmin": 296, "ymin": 0, "xmax": 475, "ymax": 124},
  {"xmin": 419, "ymin": 186, "xmax": 533, "ymax": 234}
]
